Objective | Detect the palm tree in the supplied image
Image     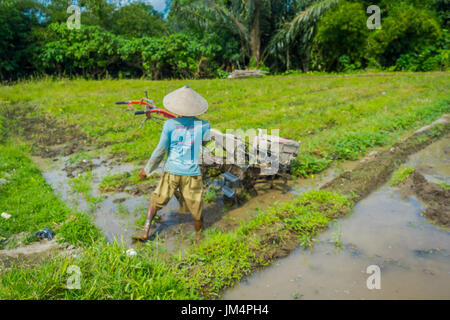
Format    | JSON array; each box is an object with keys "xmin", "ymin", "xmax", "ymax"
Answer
[
  {"xmin": 171, "ymin": 0, "xmax": 263, "ymax": 64},
  {"xmin": 171, "ymin": 0, "xmax": 341, "ymax": 69},
  {"xmin": 267, "ymin": 0, "xmax": 341, "ymax": 70}
]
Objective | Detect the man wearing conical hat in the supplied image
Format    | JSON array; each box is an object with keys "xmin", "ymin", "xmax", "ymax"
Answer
[{"xmin": 133, "ymin": 86, "xmax": 210, "ymax": 241}]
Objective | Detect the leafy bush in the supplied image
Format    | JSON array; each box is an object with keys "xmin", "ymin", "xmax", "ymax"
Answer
[
  {"xmin": 38, "ymin": 24, "xmax": 226, "ymax": 79},
  {"xmin": 367, "ymin": 4, "xmax": 442, "ymax": 68},
  {"xmin": 142, "ymin": 33, "xmax": 223, "ymax": 79},
  {"xmin": 38, "ymin": 23, "xmax": 120, "ymax": 78},
  {"xmin": 311, "ymin": 1, "xmax": 368, "ymax": 72},
  {"xmin": 395, "ymin": 29, "xmax": 449, "ymax": 71}
]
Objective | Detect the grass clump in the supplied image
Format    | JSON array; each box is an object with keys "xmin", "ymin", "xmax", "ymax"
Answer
[
  {"xmin": 1, "ymin": 189, "xmax": 351, "ymax": 299},
  {"xmin": 436, "ymin": 180, "xmax": 450, "ymax": 190},
  {"xmin": 99, "ymin": 169, "xmax": 157, "ymax": 192},
  {"xmin": 203, "ymin": 188, "xmax": 217, "ymax": 204},
  {"xmin": 390, "ymin": 167, "xmax": 415, "ymax": 186},
  {"xmin": 290, "ymin": 154, "xmax": 331, "ymax": 177},
  {"xmin": 0, "ymin": 143, "xmax": 100, "ymax": 248},
  {"xmin": 69, "ymin": 171, "xmax": 104, "ymax": 209},
  {"xmin": 0, "ymin": 241, "xmax": 197, "ymax": 300}
]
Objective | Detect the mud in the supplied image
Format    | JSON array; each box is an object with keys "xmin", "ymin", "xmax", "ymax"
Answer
[
  {"xmin": 225, "ymin": 183, "xmax": 450, "ymax": 300},
  {"xmin": 1, "ymin": 102, "xmax": 89, "ymax": 158},
  {"xmin": 322, "ymin": 115, "xmax": 450, "ymax": 203},
  {"xmin": 0, "ymin": 239, "xmax": 81, "ymax": 271},
  {"xmin": 64, "ymin": 159, "xmax": 102, "ymax": 178},
  {"xmin": 224, "ymin": 122, "xmax": 450, "ymax": 299},
  {"xmin": 400, "ymin": 171, "xmax": 450, "ymax": 226}
]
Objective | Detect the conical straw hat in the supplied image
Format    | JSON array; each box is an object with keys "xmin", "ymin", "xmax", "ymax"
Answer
[{"xmin": 163, "ymin": 85, "xmax": 208, "ymax": 117}]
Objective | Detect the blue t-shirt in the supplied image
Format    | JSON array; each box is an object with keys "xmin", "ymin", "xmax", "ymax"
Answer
[{"xmin": 145, "ymin": 117, "xmax": 210, "ymax": 176}]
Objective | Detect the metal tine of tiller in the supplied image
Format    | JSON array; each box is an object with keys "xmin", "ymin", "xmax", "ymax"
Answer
[
  {"xmin": 152, "ymin": 118, "xmax": 164, "ymax": 125},
  {"xmin": 138, "ymin": 117, "xmax": 148, "ymax": 129},
  {"xmin": 222, "ymin": 172, "xmax": 239, "ymax": 184},
  {"xmin": 222, "ymin": 185, "xmax": 236, "ymax": 198},
  {"xmin": 151, "ymin": 116, "xmax": 166, "ymax": 125}
]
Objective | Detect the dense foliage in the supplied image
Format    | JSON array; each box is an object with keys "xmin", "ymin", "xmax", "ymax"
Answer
[{"xmin": 0, "ymin": 0, "xmax": 448, "ymax": 80}]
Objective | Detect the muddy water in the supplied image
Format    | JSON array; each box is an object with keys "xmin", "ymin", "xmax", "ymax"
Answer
[
  {"xmin": 32, "ymin": 155, "xmax": 143, "ymax": 243},
  {"xmin": 32, "ymin": 146, "xmax": 357, "ymax": 247},
  {"xmin": 405, "ymin": 136, "xmax": 450, "ymax": 185},
  {"xmin": 224, "ymin": 138, "xmax": 450, "ymax": 300}
]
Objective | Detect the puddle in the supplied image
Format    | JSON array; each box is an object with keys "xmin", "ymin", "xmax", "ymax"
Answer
[
  {"xmin": 405, "ymin": 136, "xmax": 450, "ymax": 185},
  {"xmin": 32, "ymin": 154, "xmax": 148, "ymax": 244},
  {"xmin": 224, "ymin": 138, "xmax": 450, "ymax": 300},
  {"xmin": 31, "ymin": 137, "xmax": 364, "ymax": 250}
]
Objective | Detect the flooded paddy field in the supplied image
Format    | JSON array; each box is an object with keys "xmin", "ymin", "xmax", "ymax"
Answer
[
  {"xmin": 30, "ymin": 142, "xmax": 357, "ymax": 248},
  {"xmin": 224, "ymin": 137, "xmax": 450, "ymax": 299}
]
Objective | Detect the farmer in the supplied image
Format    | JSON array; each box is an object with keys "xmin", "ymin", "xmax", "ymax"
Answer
[{"xmin": 133, "ymin": 85, "xmax": 210, "ymax": 241}]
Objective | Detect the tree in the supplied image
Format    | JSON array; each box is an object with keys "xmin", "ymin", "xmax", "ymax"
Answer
[
  {"xmin": 78, "ymin": 0, "xmax": 115, "ymax": 28},
  {"xmin": 0, "ymin": 0, "xmax": 42, "ymax": 80},
  {"xmin": 268, "ymin": 0, "xmax": 342, "ymax": 71},
  {"xmin": 367, "ymin": 3, "xmax": 442, "ymax": 67},
  {"xmin": 311, "ymin": 1, "xmax": 368, "ymax": 71},
  {"xmin": 109, "ymin": 2, "xmax": 168, "ymax": 38},
  {"xmin": 171, "ymin": 0, "xmax": 343, "ymax": 70},
  {"xmin": 170, "ymin": 0, "xmax": 277, "ymax": 65}
]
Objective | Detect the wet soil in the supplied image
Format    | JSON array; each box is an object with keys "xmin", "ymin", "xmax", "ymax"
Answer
[
  {"xmin": 224, "ymin": 118, "xmax": 450, "ymax": 299},
  {"xmin": 0, "ymin": 238, "xmax": 81, "ymax": 271},
  {"xmin": 400, "ymin": 171, "xmax": 450, "ymax": 227},
  {"xmin": 1, "ymin": 102, "xmax": 89, "ymax": 158},
  {"xmin": 64, "ymin": 159, "xmax": 102, "ymax": 178},
  {"xmin": 322, "ymin": 115, "xmax": 450, "ymax": 203}
]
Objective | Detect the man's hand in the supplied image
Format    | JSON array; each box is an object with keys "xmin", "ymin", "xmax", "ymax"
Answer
[{"xmin": 139, "ymin": 168, "xmax": 147, "ymax": 180}]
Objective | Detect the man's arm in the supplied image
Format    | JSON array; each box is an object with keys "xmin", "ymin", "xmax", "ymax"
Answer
[{"xmin": 140, "ymin": 122, "xmax": 171, "ymax": 179}]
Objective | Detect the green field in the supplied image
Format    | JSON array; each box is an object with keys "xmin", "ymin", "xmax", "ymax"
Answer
[{"xmin": 0, "ymin": 72, "xmax": 449, "ymax": 299}]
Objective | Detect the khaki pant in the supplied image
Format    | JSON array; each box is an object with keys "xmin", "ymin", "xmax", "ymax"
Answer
[{"xmin": 151, "ymin": 172, "xmax": 204, "ymax": 221}]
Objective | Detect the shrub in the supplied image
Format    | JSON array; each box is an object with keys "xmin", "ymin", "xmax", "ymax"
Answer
[
  {"xmin": 142, "ymin": 33, "xmax": 224, "ymax": 79},
  {"xmin": 395, "ymin": 29, "xmax": 449, "ymax": 71},
  {"xmin": 311, "ymin": 1, "xmax": 368, "ymax": 72},
  {"xmin": 367, "ymin": 4, "xmax": 441, "ymax": 68},
  {"xmin": 38, "ymin": 23, "xmax": 121, "ymax": 78}
]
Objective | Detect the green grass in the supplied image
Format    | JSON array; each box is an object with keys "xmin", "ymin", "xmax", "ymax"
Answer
[
  {"xmin": 0, "ymin": 189, "xmax": 351, "ymax": 299},
  {"xmin": 1, "ymin": 72, "xmax": 449, "ymax": 299},
  {"xmin": 0, "ymin": 240, "xmax": 197, "ymax": 300},
  {"xmin": 98, "ymin": 169, "xmax": 157, "ymax": 192},
  {"xmin": 0, "ymin": 143, "xmax": 101, "ymax": 248},
  {"xmin": 390, "ymin": 167, "xmax": 415, "ymax": 186},
  {"xmin": 1, "ymin": 72, "xmax": 448, "ymax": 169}
]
